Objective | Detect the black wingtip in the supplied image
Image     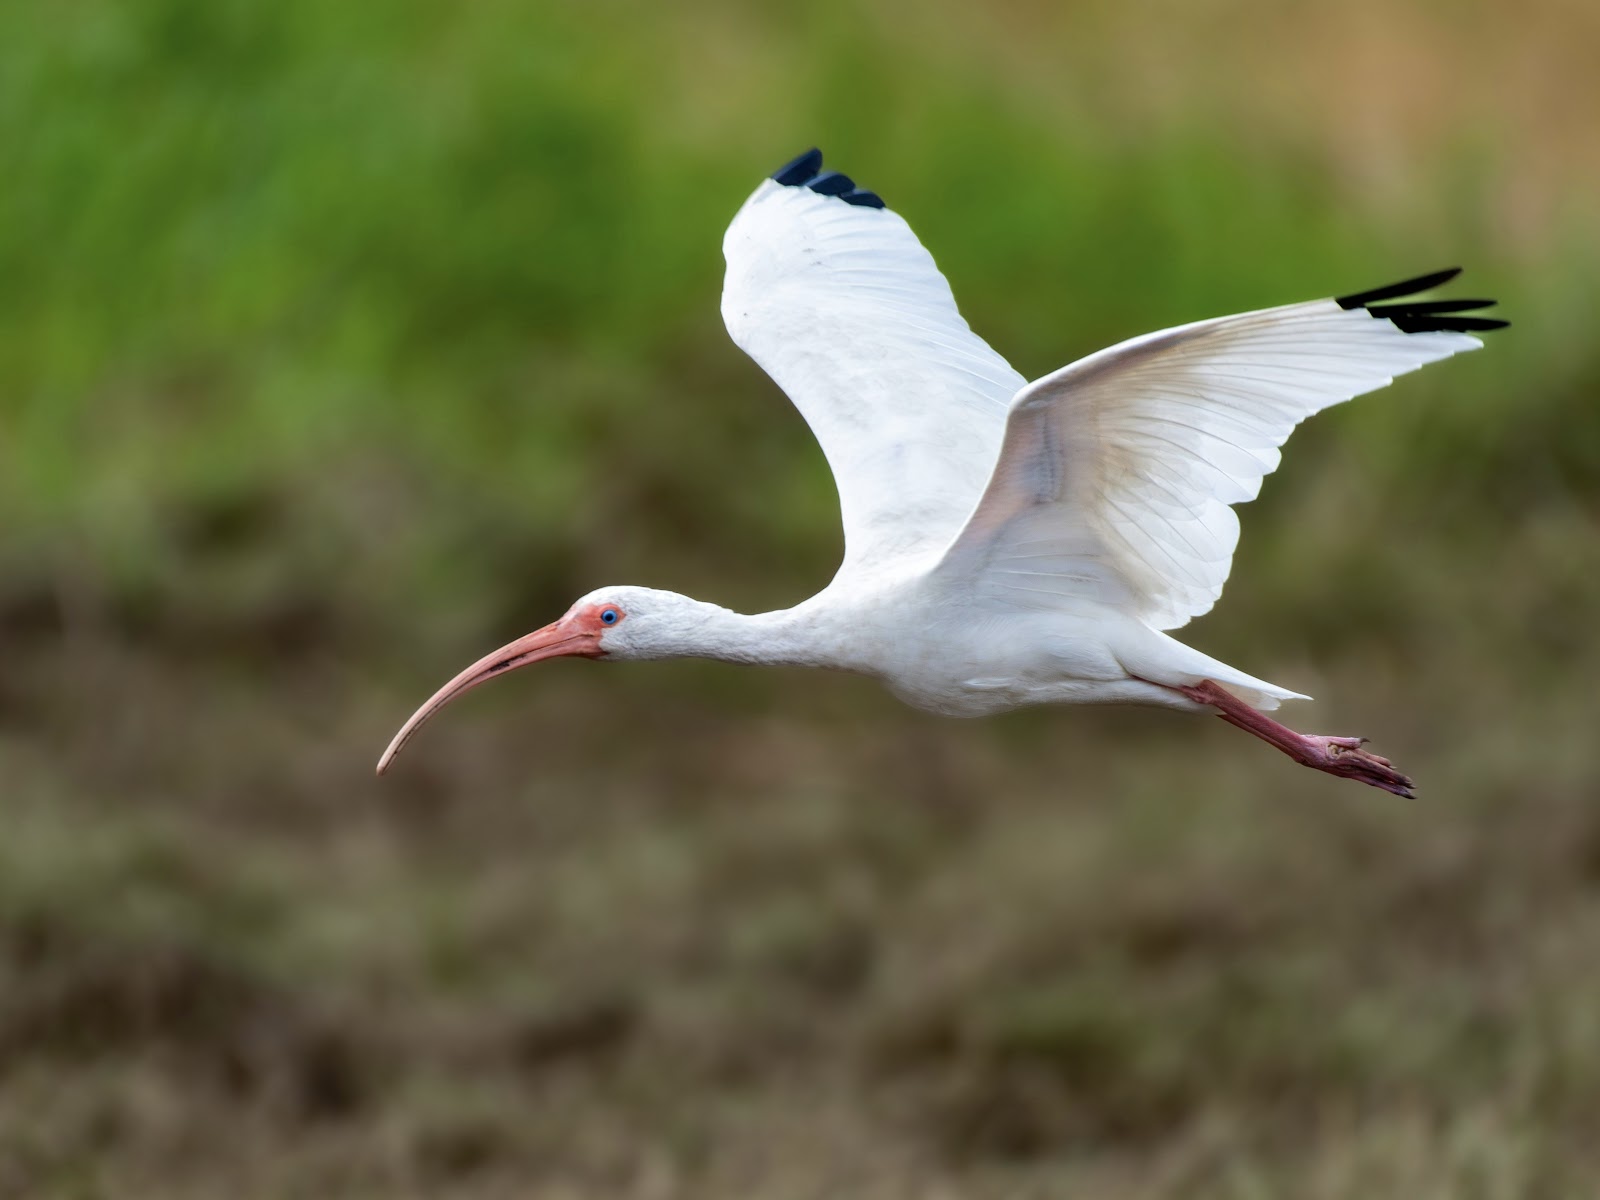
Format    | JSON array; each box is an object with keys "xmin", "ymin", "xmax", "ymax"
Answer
[
  {"xmin": 807, "ymin": 170, "xmax": 855, "ymax": 196},
  {"xmin": 1365, "ymin": 298, "xmax": 1497, "ymax": 317},
  {"xmin": 1336, "ymin": 267, "xmax": 1462, "ymax": 310},
  {"xmin": 1387, "ymin": 314, "xmax": 1510, "ymax": 334},
  {"xmin": 1336, "ymin": 268, "xmax": 1505, "ymax": 335},
  {"xmin": 770, "ymin": 149, "xmax": 888, "ymax": 209},
  {"xmin": 772, "ymin": 147, "xmax": 823, "ymax": 187},
  {"xmin": 841, "ymin": 189, "xmax": 885, "ymax": 209}
]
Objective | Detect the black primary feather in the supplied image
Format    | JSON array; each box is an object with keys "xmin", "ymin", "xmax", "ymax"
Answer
[
  {"xmin": 807, "ymin": 170, "xmax": 855, "ymax": 196},
  {"xmin": 1384, "ymin": 313, "xmax": 1510, "ymax": 333},
  {"xmin": 1366, "ymin": 298, "xmax": 1497, "ymax": 316},
  {"xmin": 1337, "ymin": 268, "xmax": 1508, "ymax": 333},
  {"xmin": 1336, "ymin": 268, "xmax": 1463, "ymax": 309},
  {"xmin": 771, "ymin": 148, "xmax": 823, "ymax": 187},
  {"xmin": 770, "ymin": 149, "xmax": 888, "ymax": 209}
]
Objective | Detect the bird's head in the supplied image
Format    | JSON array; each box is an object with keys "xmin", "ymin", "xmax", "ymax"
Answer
[{"xmin": 375, "ymin": 585, "xmax": 706, "ymax": 774}]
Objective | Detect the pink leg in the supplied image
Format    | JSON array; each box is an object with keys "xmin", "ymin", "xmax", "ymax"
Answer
[{"xmin": 1177, "ymin": 680, "xmax": 1416, "ymax": 798}]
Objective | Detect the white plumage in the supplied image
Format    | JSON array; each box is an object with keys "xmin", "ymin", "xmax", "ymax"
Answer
[
  {"xmin": 722, "ymin": 176, "xmax": 1021, "ymax": 571},
  {"xmin": 945, "ymin": 299, "xmax": 1480, "ymax": 631},
  {"xmin": 379, "ymin": 149, "xmax": 1505, "ymax": 795}
]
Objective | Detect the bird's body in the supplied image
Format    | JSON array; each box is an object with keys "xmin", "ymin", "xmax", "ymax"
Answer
[
  {"xmin": 569, "ymin": 583, "xmax": 1213, "ymax": 718},
  {"xmin": 379, "ymin": 149, "xmax": 1505, "ymax": 794}
]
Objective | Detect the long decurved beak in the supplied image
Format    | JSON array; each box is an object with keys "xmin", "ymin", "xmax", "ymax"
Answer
[{"xmin": 376, "ymin": 619, "xmax": 602, "ymax": 775}]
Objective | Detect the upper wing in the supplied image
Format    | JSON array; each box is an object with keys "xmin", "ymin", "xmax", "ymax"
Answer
[
  {"xmin": 722, "ymin": 149, "xmax": 1024, "ymax": 574},
  {"xmin": 937, "ymin": 269, "xmax": 1507, "ymax": 630}
]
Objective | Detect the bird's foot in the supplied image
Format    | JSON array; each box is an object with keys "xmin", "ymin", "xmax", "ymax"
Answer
[
  {"xmin": 1175, "ymin": 680, "xmax": 1416, "ymax": 798},
  {"xmin": 1289, "ymin": 734, "xmax": 1415, "ymax": 798}
]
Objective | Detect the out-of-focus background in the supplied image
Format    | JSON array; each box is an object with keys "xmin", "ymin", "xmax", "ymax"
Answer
[{"xmin": 3, "ymin": 1, "xmax": 1597, "ymax": 1196}]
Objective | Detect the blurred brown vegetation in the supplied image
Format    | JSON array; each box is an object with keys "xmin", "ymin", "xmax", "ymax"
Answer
[{"xmin": 2, "ymin": 0, "xmax": 1598, "ymax": 1196}]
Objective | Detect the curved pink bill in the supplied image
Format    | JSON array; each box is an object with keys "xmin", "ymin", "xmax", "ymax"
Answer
[{"xmin": 376, "ymin": 620, "xmax": 601, "ymax": 775}]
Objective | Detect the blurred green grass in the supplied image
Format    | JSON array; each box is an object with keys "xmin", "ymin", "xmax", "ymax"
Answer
[{"xmin": 2, "ymin": 0, "xmax": 1599, "ymax": 1196}]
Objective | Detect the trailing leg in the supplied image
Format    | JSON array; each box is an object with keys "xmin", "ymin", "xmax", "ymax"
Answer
[{"xmin": 1177, "ymin": 679, "xmax": 1415, "ymax": 798}]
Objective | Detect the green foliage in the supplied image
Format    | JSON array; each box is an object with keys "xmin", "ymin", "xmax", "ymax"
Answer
[{"xmin": 5, "ymin": 0, "xmax": 1591, "ymax": 611}]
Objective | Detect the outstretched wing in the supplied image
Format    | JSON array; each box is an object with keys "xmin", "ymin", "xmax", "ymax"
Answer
[
  {"xmin": 722, "ymin": 149, "xmax": 1024, "ymax": 574},
  {"xmin": 937, "ymin": 269, "xmax": 1506, "ymax": 630}
]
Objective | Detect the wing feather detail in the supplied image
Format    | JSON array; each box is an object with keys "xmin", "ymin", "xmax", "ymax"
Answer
[
  {"xmin": 722, "ymin": 153, "xmax": 1023, "ymax": 573},
  {"xmin": 938, "ymin": 273, "xmax": 1503, "ymax": 629}
]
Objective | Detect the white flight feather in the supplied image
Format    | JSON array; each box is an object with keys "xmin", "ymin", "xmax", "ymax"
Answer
[
  {"xmin": 721, "ymin": 172, "xmax": 1483, "ymax": 638},
  {"xmin": 722, "ymin": 180, "xmax": 1022, "ymax": 574},
  {"xmin": 938, "ymin": 302, "xmax": 1482, "ymax": 629}
]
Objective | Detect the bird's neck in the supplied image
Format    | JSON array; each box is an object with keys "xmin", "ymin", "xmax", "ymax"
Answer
[{"xmin": 669, "ymin": 599, "xmax": 846, "ymax": 670}]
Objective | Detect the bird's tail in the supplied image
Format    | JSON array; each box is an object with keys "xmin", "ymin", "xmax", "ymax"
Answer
[{"xmin": 1117, "ymin": 627, "xmax": 1311, "ymax": 712}]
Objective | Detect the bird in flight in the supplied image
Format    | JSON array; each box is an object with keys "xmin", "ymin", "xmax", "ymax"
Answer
[{"xmin": 378, "ymin": 148, "xmax": 1505, "ymax": 795}]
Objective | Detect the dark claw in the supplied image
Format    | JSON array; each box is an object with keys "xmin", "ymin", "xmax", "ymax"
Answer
[{"xmin": 1305, "ymin": 735, "xmax": 1415, "ymax": 797}]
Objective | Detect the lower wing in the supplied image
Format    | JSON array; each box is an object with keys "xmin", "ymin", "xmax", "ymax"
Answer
[{"xmin": 936, "ymin": 269, "xmax": 1506, "ymax": 630}]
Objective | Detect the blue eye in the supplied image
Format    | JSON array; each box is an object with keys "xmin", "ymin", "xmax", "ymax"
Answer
[{"xmin": 600, "ymin": 608, "xmax": 619, "ymax": 625}]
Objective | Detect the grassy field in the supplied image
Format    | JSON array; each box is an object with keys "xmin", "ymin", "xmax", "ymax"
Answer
[{"xmin": 3, "ymin": 1, "xmax": 1599, "ymax": 1196}]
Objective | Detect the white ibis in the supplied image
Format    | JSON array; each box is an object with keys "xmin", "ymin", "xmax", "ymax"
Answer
[{"xmin": 378, "ymin": 148, "xmax": 1505, "ymax": 795}]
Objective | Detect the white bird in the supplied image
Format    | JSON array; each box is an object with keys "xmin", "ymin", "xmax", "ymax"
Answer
[{"xmin": 378, "ymin": 148, "xmax": 1505, "ymax": 795}]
